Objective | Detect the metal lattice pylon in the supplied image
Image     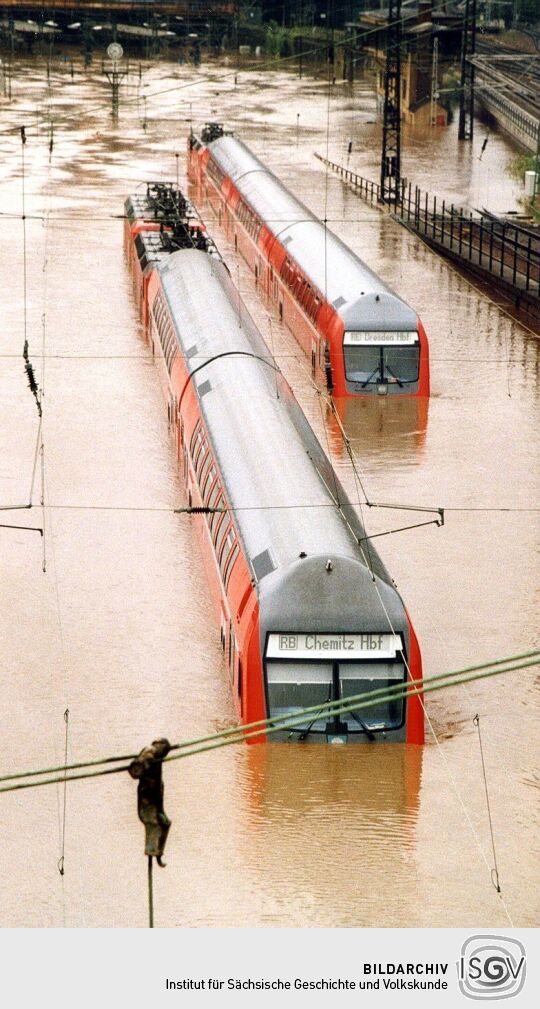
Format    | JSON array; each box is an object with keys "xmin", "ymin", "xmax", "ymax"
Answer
[
  {"xmin": 458, "ymin": 0, "xmax": 477, "ymax": 141},
  {"xmin": 380, "ymin": 0, "xmax": 402, "ymax": 206}
]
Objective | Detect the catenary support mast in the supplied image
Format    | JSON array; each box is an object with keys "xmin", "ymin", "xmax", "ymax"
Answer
[{"xmin": 380, "ymin": 0, "xmax": 402, "ymax": 206}]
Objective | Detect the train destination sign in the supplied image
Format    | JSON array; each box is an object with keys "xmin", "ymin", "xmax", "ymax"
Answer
[
  {"xmin": 344, "ymin": 331, "xmax": 418, "ymax": 346},
  {"xmin": 267, "ymin": 633, "xmax": 402, "ymax": 660}
]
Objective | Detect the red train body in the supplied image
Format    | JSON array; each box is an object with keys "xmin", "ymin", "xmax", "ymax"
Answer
[
  {"xmin": 124, "ymin": 184, "xmax": 425, "ymax": 744},
  {"xmin": 188, "ymin": 128, "xmax": 430, "ymax": 400}
]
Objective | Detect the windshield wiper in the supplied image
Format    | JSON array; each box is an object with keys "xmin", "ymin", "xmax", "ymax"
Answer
[
  {"xmin": 384, "ymin": 364, "xmax": 404, "ymax": 388},
  {"xmin": 349, "ymin": 709, "xmax": 376, "ymax": 742},
  {"xmin": 360, "ymin": 366, "xmax": 381, "ymax": 388},
  {"xmin": 295, "ymin": 687, "xmax": 333, "ymax": 741}
]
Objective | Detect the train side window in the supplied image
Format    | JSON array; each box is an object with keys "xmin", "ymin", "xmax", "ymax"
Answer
[
  {"xmin": 198, "ymin": 450, "xmax": 212, "ymax": 487},
  {"xmin": 202, "ymin": 465, "xmax": 216, "ymax": 503},
  {"xmin": 207, "ymin": 480, "xmax": 221, "ymax": 513},
  {"xmin": 210, "ymin": 493, "xmax": 225, "ymax": 533},
  {"xmin": 224, "ymin": 543, "xmax": 239, "ymax": 589},
  {"xmin": 189, "ymin": 420, "xmax": 202, "ymax": 455},
  {"xmin": 214, "ymin": 515, "xmax": 229, "ymax": 555},
  {"xmin": 192, "ymin": 432, "xmax": 207, "ymax": 472},
  {"xmin": 219, "ymin": 528, "xmax": 235, "ymax": 569},
  {"xmin": 198, "ymin": 446, "xmax": 211, "ymax": 479}
]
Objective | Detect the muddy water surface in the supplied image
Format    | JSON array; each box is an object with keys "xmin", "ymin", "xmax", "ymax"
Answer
[{"xmin": 0, "ymin": 55, "xmax": 538, "ymax": 928}]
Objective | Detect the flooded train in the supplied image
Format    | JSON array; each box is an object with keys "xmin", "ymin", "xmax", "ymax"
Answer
[
  {"xmin": 124, "ymin": 184, "xmax": 425, "ymax": 744},
  {"xmin": 188, "ymin": 124, "xmax": 430, "ymax": 400}
]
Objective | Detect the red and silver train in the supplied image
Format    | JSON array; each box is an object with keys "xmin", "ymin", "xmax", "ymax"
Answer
[
  {"xmin": 188, "ymin": 125, "xmax": 430, "ymax": 399},
  {"xmin": 125, "ymin": 184, "xmax": 425, "ymax": 744}
]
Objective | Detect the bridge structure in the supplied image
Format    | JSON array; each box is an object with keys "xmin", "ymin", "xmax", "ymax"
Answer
[{"xmin": 471, "ymin": 51, "xmax": 540, "ymax": 154}]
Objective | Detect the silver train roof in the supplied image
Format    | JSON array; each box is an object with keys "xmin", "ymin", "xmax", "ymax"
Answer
[
  {"xmin": 207, "ymin": 135, "xmax": 418, "ymax": 333},
  {"xmin": 159, "ymin": 249, "xmax": 395, "ymax": 594}
]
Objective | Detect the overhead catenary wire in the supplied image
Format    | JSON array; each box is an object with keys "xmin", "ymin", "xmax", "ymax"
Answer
[
  {"xmin": 0, "ymin": 31, "xmax": 532, "ymax": 928},
  {"xmin": 0, "ymin": 657, "xmax": 537, "ymax": 797},
  {"xmin": 291, "ymin": 353, "xmax": 515, "ymax": 921},
  {"xmin": 474, "ymin": 713, "xmax": 502, "ymax": 893},
  {"xmin": 1, "ymin": 649, "xmax": 537, "ymax": 789}
]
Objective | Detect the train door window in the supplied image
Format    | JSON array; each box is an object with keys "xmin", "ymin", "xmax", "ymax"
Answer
[
  {"xmin": 254, "ymin": 264, "xmax": 258, "ymax": 284},
  {"xmin": 279, "ymin": 302, "xmax": 283, "ymax": 322},
  {"xmin": 311, "ymin": 343, "xmax": 316, "ymax": 376},
  {"xmin": 319, "ymin": 340, "xmax": 327, "ymax": 369}
]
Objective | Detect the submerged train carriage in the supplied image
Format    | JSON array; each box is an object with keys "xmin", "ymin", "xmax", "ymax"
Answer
[
  {"xmin": 188, "ymin": 127, "xmax": 430, "ymax": 400},
  {"xmin": 125, "ymin": 188, "xmax": 425, "ymax": 744}
]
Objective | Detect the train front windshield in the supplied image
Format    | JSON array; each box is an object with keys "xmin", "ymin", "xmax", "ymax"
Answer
[
  {"xmin": 344, "ymin": 331, "xmax": 419, "ymax": 387},
  {"xmin": 265, "ymin": 634, "xmax": 406, "ymax": 738}
]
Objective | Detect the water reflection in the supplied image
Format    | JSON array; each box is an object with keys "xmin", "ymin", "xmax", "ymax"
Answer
[
  {"xmin": 0, "ymin": 53, "xmax": 537, "ymax": 929},
  {"xmin": 327, "ymin": 397, "xmax": 429, "ymax": 460}
]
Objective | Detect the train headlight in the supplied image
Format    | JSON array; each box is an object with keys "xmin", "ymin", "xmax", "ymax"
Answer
[{"xmin": 377, "ymin": 384, "xmax": 388, "ymax": 396}]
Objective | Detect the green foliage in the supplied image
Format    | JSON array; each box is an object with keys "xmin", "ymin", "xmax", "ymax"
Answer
[{"xmin": 508, "ymin": 151, "xmax": 535, "ymax": 181}]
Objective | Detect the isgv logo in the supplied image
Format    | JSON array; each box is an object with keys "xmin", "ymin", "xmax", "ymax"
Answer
[{"xmin": 457, "ymin": 935, "xmax": 526, "ymax": 1001}]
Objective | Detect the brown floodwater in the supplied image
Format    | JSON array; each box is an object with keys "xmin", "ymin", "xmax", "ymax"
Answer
[{"xmin": 0, "ymin": 53, "xmax": 538, "ymax": 929}]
